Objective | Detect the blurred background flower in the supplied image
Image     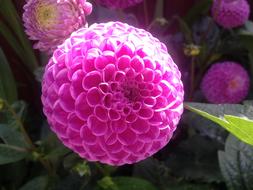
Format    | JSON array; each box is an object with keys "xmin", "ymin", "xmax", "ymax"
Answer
[{"xmin": 23, "ymin": 0, "xmax": 92, "ymax": 52}]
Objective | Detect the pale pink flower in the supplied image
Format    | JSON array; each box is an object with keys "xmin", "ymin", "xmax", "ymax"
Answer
[{"xmin": 23, "ymin": 0, "xmax": 92, "ymax": 52}]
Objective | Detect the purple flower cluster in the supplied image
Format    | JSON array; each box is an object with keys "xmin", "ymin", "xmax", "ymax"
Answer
[{"xmin": 201, "ymin": 62, "xmax": 250, "ymax": 104}]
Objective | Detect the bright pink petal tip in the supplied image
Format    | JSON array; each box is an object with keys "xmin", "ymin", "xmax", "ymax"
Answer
[
  {"xmin": 23, "ymin": 0, "xmax": 92, "ymax": 53},
  {"xmin": 95, "ymin": 0, "xmax": 143, "ymax": 9},
  {"xmin": 201, "ymin": 61, "xmax": 250, "ymax": 104},
  {"xmin": 41, "ymin": 21, "xmax": 184, "ymax": 166},
  {"xmin": 212, "ymin": 0, "xmax": 250, "ymax": 29}
]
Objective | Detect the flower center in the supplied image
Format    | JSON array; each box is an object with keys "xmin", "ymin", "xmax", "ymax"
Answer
[
  {"xmin": 122, "ymin": 81, "xmax": 139, "ymax": 102},
  {"xmin": 36, "ymin": 4, "xmax": 57, "ymax": 29},
  {"xmin": 228, "ymin": 77, "xmax": 242, "ymax": 92}
]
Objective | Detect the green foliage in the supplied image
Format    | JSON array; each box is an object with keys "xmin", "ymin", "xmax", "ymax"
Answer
[
  {"xmin": 19, "ymin": 176, "xmax": 48, "ymax": 190},
  {"xmin": 218, "ymin": 135, "xmax": 253, "ymax": 190},
  {"xmin": 133, "ymin": 158, "xmax": 170, "ymax": 189},
  {"xmin": 238, "ymin": 21, "xmax": 253, "ymax": 78},
  {"xmin": 166, "ymin": 135, "xmax": 223, "ymax": 183},
  {"xmin": 0, "ymin": 0, "xmax": 38, "ymax": 72},
  {"xmin": 0, "ymin": 124, "xmax": 28, "ymax": 148},
  {"xmin": 97, "ymin": 176, "xmax": 157, "ymax": 190},
  {"xmin": 183, "ymin": 111, "xmax": 227, "ymax": 142},
  {"xmin": 0, "ymin": 118, "xmax": 29, "ymax": 165},
  {"xmin": 0, "ymin": 144, "xmax": 27, "ymax": 165},
  {"xmin": 166, "ymin": 182, "xmax": 213, "ymax": 190},
  {"xmin": 184, "ymin": 0, "xmax": 212, "ymax": 25},
  {"xmin": 185, "ymin": 102, "xmax": 253, "ymax": 146},
  {"xmin": 0, "ymin": 48, "xmax": 18, "ymax": 103}
]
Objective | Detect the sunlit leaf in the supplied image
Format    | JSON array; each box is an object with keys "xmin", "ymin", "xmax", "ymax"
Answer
[{"xmin": 185, "ymin": 103, "xmax": 253, "ymax": 146}]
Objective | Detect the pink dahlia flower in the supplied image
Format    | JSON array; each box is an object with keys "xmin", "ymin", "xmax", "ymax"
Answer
[
  {"xmin": 41, "ymin": 22, "xmax": 184, "ymax": 166},
  {"xmin": 212, "ymin": 0, "xmax": 250, "ymax": 29},
  {"xmin": 201, "ymin": 62, "xmax": 250, "ymax": 104},
  {"xmin": 23, "ymin": 0, "xmax": 92, "ymax": 52},
  {"xmin": 95, "ymin": 0, "xmax": 143, "ymax": 9}
]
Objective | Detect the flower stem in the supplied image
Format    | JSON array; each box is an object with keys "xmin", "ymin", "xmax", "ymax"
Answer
[{"xmin": 189, "ymin": 57, "xmax": 196, "ymax": 101}]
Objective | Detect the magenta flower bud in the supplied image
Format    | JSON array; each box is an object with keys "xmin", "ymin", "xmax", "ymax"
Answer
[
  {"xmin": 212, "ymin": 0, "xmax": 250, "ymax": 29},
  {"xmin": 95, "ymin": 0, "xmax": 143, "ymax": 9},
  {"xmin": 41, "ymin": 22, "xmax": 184, "ymax": 166},
  {"xmin": 201, "ymin": 62, "xmax": 250, "ymax": 104},
  {"xmin": 23, "ymin": 0, "xmax": 92, "ymax": 52}
]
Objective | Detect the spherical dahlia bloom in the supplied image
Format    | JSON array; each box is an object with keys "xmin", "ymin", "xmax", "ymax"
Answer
[
  {"xmin": 95, "ymin": 0, "xmax": 143, "ymax": 9},
  {"xmin": 23, "ymin": 0, "xmax": 92, "ymax": 52},
  {"xmin": 212, "ymin": 0, "xmax": 250, "ymax": 29},
  {"xmin": 41, "ymin": 21, "xmax": 184, "ymax": 166},
  {"xmin": 201, "ymin": 62, "xmax": 250, "ymax": 104}
]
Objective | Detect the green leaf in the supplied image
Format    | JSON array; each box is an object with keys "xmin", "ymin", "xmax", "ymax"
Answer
[
  {"xmin": 238, "ymin": 21, "xmax": 253, "ymax": 36},
  {"xmin": 45, "ymin": 145, "xmax": 70, "ymax": 161},
  {"xmin": 133, "ymin": 158, "xmax": 170, "ymax": 189},
  {"xmin": 185, "ymin": 103, "xmax": 253, "ymax": 146},
  {"xmin": 238, "ymin": 21, "xmax": 253, "ymax": 78},
  {"xmin": 9, "ymin": 101, "xmax": 27, "ymax": 125},
  {"xmin": 0, "ymin": 0, "xmax": 38, "ymax": 72},
  {"xmin": 0, "ymin": 22, "xmax": 25, "ymax": 64},
  {"xmin": 0, "ymin": 124, "xmax": 28, "ymax": 148},
  {"xmin": 184, "ymin": 112, "xmax": 227, "ymax": 143},
  {"xmin": 184, "ymin": 0, "xmax": 212, "ymax": 25},
  {"xmin": 113, "ymin": 177, "xmax": 157, "ymax": 190},
  {"xmin": 166, "ymin": 182, "xmax": 213, "ymax": 190},
  {"xmin": 97, "ymin": 176, "xmax": 157, "ymax": 190},
  {"xmin": 5, "ymin": 101, "xmax": 27, "ymax": 129},
  {"xmin": 218, "ymin": 134, "xmax": 253, "ymax": 190},
  {"xmin": 166, "ymin": 135, "xmax": 223, "ymax": 183},
  {"xmin": 0, "ymin": 48, "xmax": 17, "ymax": 103},
  {"xmin": 19, "ymin": 176, "xmax": 48, "ymax": 190},
  {"xmin": 0, "ymin": 144, "xmax": 27, "ymax": 165}
]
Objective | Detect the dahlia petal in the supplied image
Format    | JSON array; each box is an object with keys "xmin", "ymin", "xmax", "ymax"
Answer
[
  {"xmin": 82, "ymin": 71, "xmax": 102, "ymax": 90},
  {"xmin": 86, "ymin": 87, "xmax": 102, "ymax": 107},
  {"xmin": 131, "ymin": 118, "xmax": 150, "ymax": 134},
  {"xmin": 88, "ymin": 115, "xmax": 108, "ymax": 136}
]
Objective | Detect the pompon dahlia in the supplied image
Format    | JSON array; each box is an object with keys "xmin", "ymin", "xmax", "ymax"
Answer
[
  {"xmin": 41, "ymin": 22, "xmax": 184, "ymax": 166},
  {"xmin": 23, "ymin": 0, "xmax": 92, "ymax": 52},
  {"xmin": 95, "ymin": 0, "xmax": 143, "ymax": 9},
  {"xmin": 201, "ymin": 62, "xmax": 250, "ymax": 104},
  {"xmin": 212, "ymin": 0, "xmax": 250, "ymax": 29}
]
